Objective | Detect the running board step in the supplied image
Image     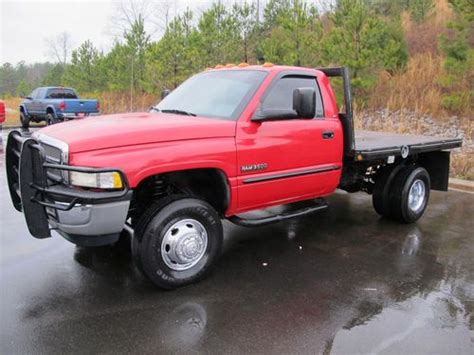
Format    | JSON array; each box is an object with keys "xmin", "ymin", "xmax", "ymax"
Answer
[{"xmin": 228, "ymin": 199, "xmax": 328, "ymax": 227}]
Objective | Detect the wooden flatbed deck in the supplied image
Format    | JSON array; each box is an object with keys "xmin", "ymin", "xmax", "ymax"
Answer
[{"xmin": 353, "ymin": 130, "xmax": 463, "ymax": 161}]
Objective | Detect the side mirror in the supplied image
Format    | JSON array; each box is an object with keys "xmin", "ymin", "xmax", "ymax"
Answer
[
  {"xmin": 161, "ymin": 89, "xmax": 170, "ymax": 100},
  {"xmin": 293, "ymin": 87, "xmax": 315, "ymax": 119}
]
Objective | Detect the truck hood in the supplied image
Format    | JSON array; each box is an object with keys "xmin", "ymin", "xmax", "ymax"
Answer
[{"xmin": 38, "ymin": 112, "xmax": 236, "ymax": 153}]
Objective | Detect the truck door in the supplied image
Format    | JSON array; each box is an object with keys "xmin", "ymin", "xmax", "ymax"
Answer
[
  {"xmin": 34, "ymin": 88, "xmax": 47, "ymax": 118},
  {"xmin": 24, "ymin": 89, "xmax": 38, "ymax": 114},
  {"xmin": 235, "ymin": 74, "xmax": 343, "ymax": 213}
]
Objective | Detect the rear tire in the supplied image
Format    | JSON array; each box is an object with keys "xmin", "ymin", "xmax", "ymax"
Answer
[
  {"xmin": 20, "ymin": 111, "xmax": 30, "ymax": 129},
  {"xmin": 133, "ymin": 197, "xmax": 223, "ymax": 289},
  {"xmin": 46, "ymin": 112, "xmax": 57, "ymax": 125},
  {"xmin": 388, "ymin": 166, "xmax": 430, "ymax": 223}
]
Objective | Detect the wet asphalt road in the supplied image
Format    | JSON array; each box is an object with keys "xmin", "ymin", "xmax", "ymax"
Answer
[{"xmin": 0, "ymin": 128, "xmax": 473, "ymax": 354}]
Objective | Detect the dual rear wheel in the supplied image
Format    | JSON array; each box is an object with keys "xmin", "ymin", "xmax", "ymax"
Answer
[{"xmin": 373, "ymin": 165, "xmax": 430, "ymax": 223}]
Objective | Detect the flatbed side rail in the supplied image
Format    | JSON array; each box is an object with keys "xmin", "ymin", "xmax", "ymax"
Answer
[{"xmin": 354, "ymin": 137, "xmax": 463, "ymax": 161}]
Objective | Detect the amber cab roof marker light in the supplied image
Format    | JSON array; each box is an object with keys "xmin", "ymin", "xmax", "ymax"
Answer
[
  {"xmin": 225, "ymin": 63, "xmax": 236, "ymax": 68},
  {"xmin": 214, "ymin": 64, "xmax": 224, "ymax": 69},
  {"xmin": 262, "ymin": 62, "xmax": 274, "ymax": 67}
]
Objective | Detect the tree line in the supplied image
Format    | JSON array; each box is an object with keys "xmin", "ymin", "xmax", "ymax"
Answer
[{"xmin": 0, "ymin": 0, "xmax": 472, "ymax": 111}]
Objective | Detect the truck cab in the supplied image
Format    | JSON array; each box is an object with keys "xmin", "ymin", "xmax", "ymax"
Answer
[{"xmin": 6, "ymin": 65, "xmax": 462, "ymax": 289}]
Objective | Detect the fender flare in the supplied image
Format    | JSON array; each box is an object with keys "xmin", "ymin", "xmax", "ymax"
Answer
[
  {"xmin": 45, "ymin": 105, "xmax": 58, "ymax": 117},
  {"xmin": 19, "ymin": 104, "xmax": 29, "ymax": 116}
]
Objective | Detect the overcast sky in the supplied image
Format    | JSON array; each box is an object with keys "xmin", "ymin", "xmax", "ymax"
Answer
[{"xmin": 0, "ymin": 0, "xmax": 217, "ymax": 65}]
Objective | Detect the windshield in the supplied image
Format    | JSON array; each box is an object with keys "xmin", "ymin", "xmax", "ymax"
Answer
[{"xmin": 155, "ymin": 70, "xmax": 268, "ymax": 120}]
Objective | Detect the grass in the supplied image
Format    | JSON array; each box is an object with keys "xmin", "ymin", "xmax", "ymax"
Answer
[
  {"xmin": 87, "ymin": 92, "xmax": 157, "ymax": 115},
  {"xmin": 369, "ymin": 55, "xmax": 444, "ymax": 117},
  {"xmin": 3, "ymin": 97, "xmax": 25, "ymax": 127}
]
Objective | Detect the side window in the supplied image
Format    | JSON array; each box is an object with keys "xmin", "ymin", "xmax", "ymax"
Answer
[
  {"xmin": 36, "ymin": 88, "xmax": 46, "ymax": 99},
  {"xmin": 29, "ymin": 89, "xmax": 38, "ymax": 99},
  {"xmin": 262, "ymin": 76, "xmax": 324, "ymax": 118}
]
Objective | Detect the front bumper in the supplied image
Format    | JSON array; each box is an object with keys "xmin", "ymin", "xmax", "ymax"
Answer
[{"xmin": 6, "ymin": 130, "xmax": 132, "ymax": 245}]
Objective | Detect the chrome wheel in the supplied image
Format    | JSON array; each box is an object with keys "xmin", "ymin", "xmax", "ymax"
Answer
[
  {"xmin": 408, "ymin": 179, "xmax": 426, "ymax": 213},
  {"xmin": 161, "ymin": 219, "xmax": 208, "ymax": 271}
]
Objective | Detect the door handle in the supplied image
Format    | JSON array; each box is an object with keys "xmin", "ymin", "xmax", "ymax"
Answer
[{"xmin": 322, "ymin": 131, "xmax": 334, "ymax": 139}]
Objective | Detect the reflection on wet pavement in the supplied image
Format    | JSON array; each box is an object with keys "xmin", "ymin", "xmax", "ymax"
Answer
[{"xmin": 1, "ymin": 129, "xmax": 473, "ymax": 354}]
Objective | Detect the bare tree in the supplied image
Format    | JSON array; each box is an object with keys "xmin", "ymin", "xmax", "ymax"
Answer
[
  {"xmin": 109, "ymin": 0, "xmax": 175, "ymax": 39},
  {"xmin": 45, "ymin": 32, "xmax": 72, "ymax": 66}
]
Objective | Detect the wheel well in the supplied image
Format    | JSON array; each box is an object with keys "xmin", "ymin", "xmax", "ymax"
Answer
[
  {"xmin": 129, "ymin": 168, "xmax": 230, "ymax": 222},
  {"xmin": 46, "ymin": 107, "xmax": 54, "ymax": 115}
]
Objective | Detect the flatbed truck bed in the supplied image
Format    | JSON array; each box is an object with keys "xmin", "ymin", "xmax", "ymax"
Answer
[{"xmin": 353, "ymin": 130, "xmax": 463, "ymax": 161}]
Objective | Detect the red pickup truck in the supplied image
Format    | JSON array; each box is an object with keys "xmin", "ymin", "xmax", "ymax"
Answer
[{"xmin": 6, "ymin": 65, "xmax": 462, "ymax": 288}]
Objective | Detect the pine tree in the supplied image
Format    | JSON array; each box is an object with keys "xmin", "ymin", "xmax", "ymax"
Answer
[
  {"xmin": 322, "ymin": 0, "xmax": 407, "ymax": 90},
  {"xmin": 196, "ymin": 2, "xmax": 239, "ymax": 66},
  {"xmin": 260, "ymin": 0, "xmax": 322, "ymax": 66},
  {"xmin": 145, "ymin": 10, "xmax": 200, "ymax": 91},
  {"xmin": 63, "ymin": 40, "xmax": 105, "ymax": 92}
]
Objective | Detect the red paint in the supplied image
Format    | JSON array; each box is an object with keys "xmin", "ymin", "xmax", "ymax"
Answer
[
  {"xmin": 40, "ymin": 65, "xmax": 345, "ymax": 216},
  {"xmin": 0, "ymin": 100, "xmax": 5, "ymax": 124}
]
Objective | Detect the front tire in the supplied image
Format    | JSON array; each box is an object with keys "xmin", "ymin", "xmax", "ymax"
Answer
[
  {"xmin": 133, "ymin": 198, "xmax": 223, "ymax": 289},
  {"xmin": 20, "ymin": 111, "xmax": 30, "ymax": 128}
]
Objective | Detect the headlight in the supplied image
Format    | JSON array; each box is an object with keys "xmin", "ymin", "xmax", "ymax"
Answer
[{"xmin": 69, "ymin": 171, "xmax": 123, "ymax": 189}]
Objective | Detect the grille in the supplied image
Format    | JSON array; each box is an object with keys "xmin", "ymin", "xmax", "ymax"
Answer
[
  {"xmin": 41, "ymin": 143, "xmax": 63, "ymax": 163},
  {"xmin": 39, "ymin": 142, "xmax": 65, "ymax": 184}
]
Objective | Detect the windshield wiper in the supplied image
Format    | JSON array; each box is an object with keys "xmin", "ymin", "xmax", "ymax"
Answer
[
  {"xmin": 161, "ymin": 109, "xmax": 196, "ymax": 116},
  {"xmin": 150, "ymin": 106, "xmax": 160, "ymax": 113}
]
